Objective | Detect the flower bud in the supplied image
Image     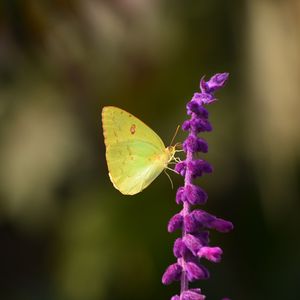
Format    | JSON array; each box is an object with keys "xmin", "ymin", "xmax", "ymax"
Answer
[
  {"xmin": 168, "ymin": 213, "xmax": 183, "ymax": 232},
  {"xmin": 162, "ymin": 263, "xmax": 182, "ymax": 285},
  {"xmin": 197, "ymin": 246, "xmax": 223, "ymax": 263}
]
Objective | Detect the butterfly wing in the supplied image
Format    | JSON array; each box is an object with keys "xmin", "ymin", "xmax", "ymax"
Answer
[{"xmin": 102, "ymin": 106, "xmax": 168, "ymax": 195}]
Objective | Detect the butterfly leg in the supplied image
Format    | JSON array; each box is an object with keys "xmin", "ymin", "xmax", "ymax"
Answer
[
  {"xmin": 164, "ymin": 169, "xmax": 174, "ymax": 190},
  {"xmin": 174, "ymin": 157, "xmax": 182, "ymax": 163},
  {"xmin": 166, "ymin": 166, "xmax": 179, "ymax": 175}
]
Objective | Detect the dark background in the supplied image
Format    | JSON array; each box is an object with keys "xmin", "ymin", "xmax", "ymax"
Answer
[{"xmin": 0, "ymin": 0, "xmax": 300, "ymax": 299}]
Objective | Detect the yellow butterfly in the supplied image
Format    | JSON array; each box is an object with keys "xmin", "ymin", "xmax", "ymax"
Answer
[{"xmin": 102, "ymin": 106, "xmax": 177, "ymax": 195}]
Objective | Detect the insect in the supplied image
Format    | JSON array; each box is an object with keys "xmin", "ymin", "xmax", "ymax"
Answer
[{"xmin": 102, "ymin": 106, "xmax": 179, "ymax": 195}]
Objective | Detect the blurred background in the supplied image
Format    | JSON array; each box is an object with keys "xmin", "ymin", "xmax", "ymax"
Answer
[{"xmin": 0, "ymin": 0, "xmax": 300, "ymax": 299}]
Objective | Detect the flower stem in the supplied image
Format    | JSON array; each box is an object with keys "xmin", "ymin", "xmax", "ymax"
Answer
[
  {"xmin": 185, "ymin": 147, "xmax": 194, "ymax": 186},
  {"xmin": 180, "ymin": 148, "xmax": 193, "ymax": 295},
  {"xmin": 180, "ymin": 201, "xmax": 190, "ymax": 295}
]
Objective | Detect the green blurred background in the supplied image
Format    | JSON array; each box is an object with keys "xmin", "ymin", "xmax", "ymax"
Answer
[{"xmin": 0, "ymin": 0, "xmax": 300, "ymax": 299}]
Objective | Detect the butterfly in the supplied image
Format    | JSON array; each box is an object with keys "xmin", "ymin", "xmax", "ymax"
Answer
[{"xmin": 102, "ymin": 106, "xmax": 179, "ymax": 195}]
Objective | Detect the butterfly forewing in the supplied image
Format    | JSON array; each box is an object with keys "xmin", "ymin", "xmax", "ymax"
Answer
[{"xmin": 102, "ymin": 106, "xmax": 168, "ymax": 195}]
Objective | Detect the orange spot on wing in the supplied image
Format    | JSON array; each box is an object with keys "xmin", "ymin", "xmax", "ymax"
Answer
[{"xmin": 130, "ymin": 124, "xmax": 136, "ymax": 134}]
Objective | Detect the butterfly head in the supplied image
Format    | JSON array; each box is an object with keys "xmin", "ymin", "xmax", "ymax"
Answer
[
  {"xmin": 166, "ymin": 145, "xmax": 176, "ymax": 159},
  {"xmin": 166, "ymin": 143, "xmax": 182, "ymax": 163}
]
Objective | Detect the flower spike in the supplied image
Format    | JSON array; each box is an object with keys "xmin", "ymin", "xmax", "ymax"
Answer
[{"xmin": 162, "ymin": 73, "xmax": 233, "ymax": 300}]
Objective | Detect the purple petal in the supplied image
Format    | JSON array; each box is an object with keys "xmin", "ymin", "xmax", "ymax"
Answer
[
  {"xmin": 189, "ymin": 117, "xmax": 212, "ymax": 133},
  {"xmin": 200, "ymin": 160, "xmax": 213, "ymax": 173},
  {"xmin": 175, "ymin": 161, "xmax": 187, "ymax": 177},
  {"xmin": 184, "ymin": 213, "xmax": 200, "ymax": 233},
  {"xmin": 185, "ymin": 262, "xmax": 209, "ymax": 281},
  {"xmin": 183, "ymin": 134, "xmax": 208, "ymax": 153},
  {"xmin": 192, "ymin": 210, "xmax": 233, "ymax": 232},
  {"xmin": 173, "ymin": 238, "xmax": 189, "ymax": 258},
  {"xmin": 171, "ymin": 295, "xmax": 180, "ymax": 300},
  {"xmin": 184, "ymin": 184, "xmax": 208, "ymax": 205},
  {"xmin": 173, "ymin": 238, "xmax": 184, "ymax": 258},
  {"xmin": 195, "ymin": 231, "xmax": 210, "ymax": 245},
  {"xmin": 197, "ymin": 246, "xmax": 223, "ymax": 262},
  {"xmin": 183, "ymin": 233, "xmax": 203, "ymax": 256},
  {"xmin": 181, "ymin": 289, "xmax": 206, "ymax": 300},
  {"xmin": 189, "ymin": 288, "xmax": 203, "ymax": 294},
  {"xmin": 187, "ymin": 99, "xmax": 209, "ymax": 118},
  {"xmin": 205, "ymin": 73, "xmax": 229, "ymax": 93},
  {"xmin": 188, "ymin": 160, "xmax": 213, "ymax": 178},
  {"xmin": 173, "ymin": 238, "xmax": 186, "ymax": 258},
  {"xmin": 182, "ymin": 120, "xmax": 191, "ymax": 131},
  {"xmin": 210, "ymin": 218, "xmax": 234, "ymax": 233},
  {"xmin": 176, "ymin": 186, "xmax": 186, "ymax": 204},
  {"xmin": 193, "ymin": 92, "xmax": 216, "ymax": 105},
  {"xmin": 168, "ymin": 213, "xmax": 183, "ymax": 232},
  {"xmin": 200, "ymin": 76, "xmax": 210, "ymax": 93},
  {"xmin": 162, "ymin": 263, "xmax": 182, "ymax": 285},
  {"xmin": 192, "ymin": 210, "xmax": 216, "ymax": 225},
  {"xmin": 176, "ymin": 184, "xmax": 207, "ymax": 205}
]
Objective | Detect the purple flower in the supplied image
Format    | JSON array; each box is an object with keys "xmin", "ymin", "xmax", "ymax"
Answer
[
  {"xmin": 187, "ymin": 100, "xmax": 209, "ymax": 118},
  {"xmin": 183, "ymin": 233, "xmax": 203, "ymax": 256},
  {"xmin": 182, "ymin": 120, "xmax": 192, "ymax": 131},
  {"xmin": 175, "ymin": 186, "xmax": 185, "ymax": 204},
  {"xmin": 162, "ymin": 73, "xmax": 232, "ymax": 300},
  {"xmin": 209, "ymin": 217, "xmax": 234, "ymax": 233},
  {"xmin": 173, "ymin": 238, "xmax": 195, "ymax": 260},
  {"xmin": 175, "ymin": 161, "xmax": 187, "ymax": 177},
  {"xmin": 188, "ymin": 160, "xmax": 213, "ymax": 178},
  {"xmin": 189, "ymin": 117, "xmax": 212, "ymax": 133},
  {"xmin": 189, "ymin": 210, "xmax": 233, "ymax": 233},
  {"xmin": 184, "ymin": 213, "xmax": 199, "ymax": 233},
  {"xmin": 200, "ymin": 73, "xmax": 229, "ymax": 94},
  {"xmin": 175, "ymin": 184, "xmax": 207, "ymax": 205},
  {"xmin": 197, "ymin": 246, "xmax": 223, "ymax": 263},
  {"xmin": 185, "ymin": 184, "xmax": 208, "ymax": 204},
  {"xmin": 183, "ymin": 134, "xmax": 208, "ymax": 153},
  {"xmin": 192, "ymin": 92, "xmax": 216, "ymax": 105},
  {"xmin": 173, "ymin": 238, "xmax": 186, "ymax": 258},
  {"xmin": 192, "ymin": 210, "xmax": 216, "ymax": 225},
  {"xmin": 186, "ymin": 262, "xmax": 209, "ymax": 281},
  {"xmin": 181, "ymin": 289, "xmax": 206, "ymax": 300},
  {"xmin": 168, "ymin": 213, "xmax": 183, "ymax": 232},
  {"xmin": 162, "ymin": 263, "xmax": 182, "ymax": 285},
  {"xmin": 182, "ymin": 118, "xmax": 212, "ymax": 133},
  {"xmin": 195, "ymin": 231, "xmax": 210, "ymax": 245}
]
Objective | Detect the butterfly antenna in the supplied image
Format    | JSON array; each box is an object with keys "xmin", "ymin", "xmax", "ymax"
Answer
[
  {"xmin": 169, "ymin": 125, "xmax": 180, "ymax": 146},
  {"xmin": 164, "ymin": 169, "xmax": 174, "ymax": 190},
  {"xmin": 174, "ymin": 142, "xmax": 183, "ymax": 151}
]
